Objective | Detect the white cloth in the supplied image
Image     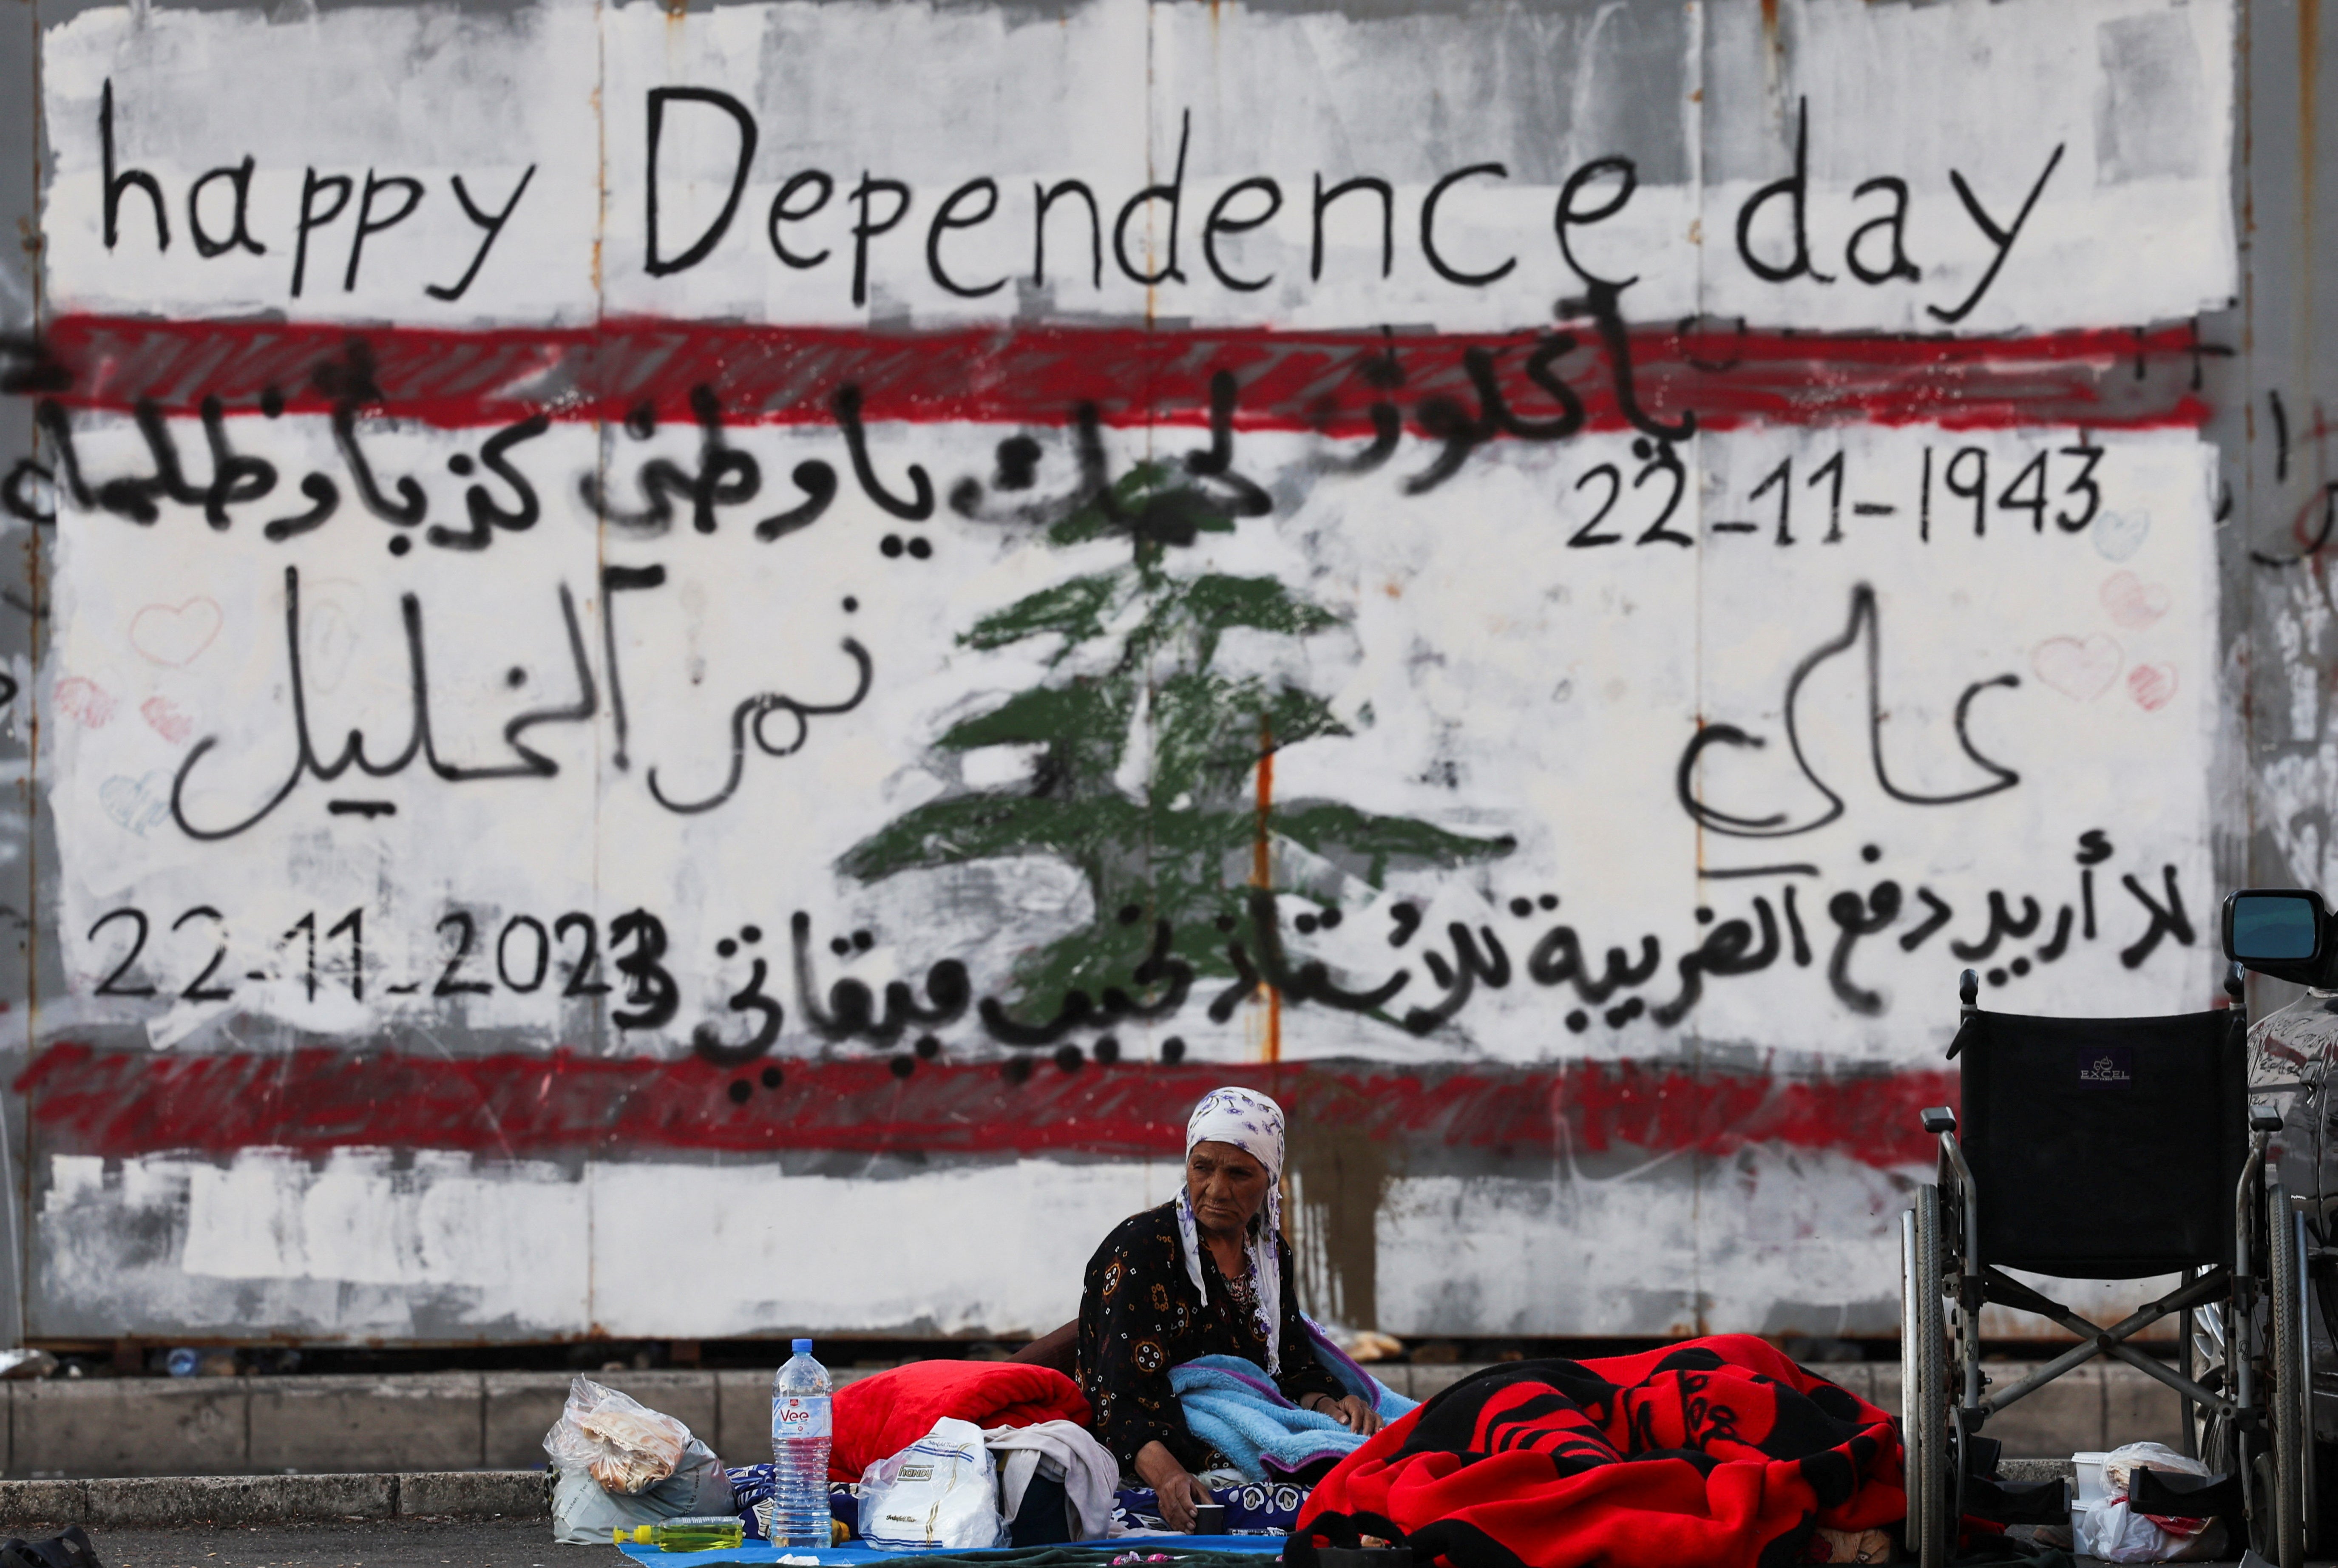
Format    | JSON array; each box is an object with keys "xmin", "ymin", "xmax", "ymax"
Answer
[
  {"xmin": 982, "ymin": 1419, "xmax": 1119, "ymax": 1541},
  {"xmin": 1175, "ymin": 1085, "xmax": 1288, "ymax": 1372}
]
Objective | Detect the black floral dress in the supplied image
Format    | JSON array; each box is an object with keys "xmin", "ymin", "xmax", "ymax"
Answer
[{"xmin": 1077, "ymin": 1201, "xmax": 1345, "ymax": 1472}]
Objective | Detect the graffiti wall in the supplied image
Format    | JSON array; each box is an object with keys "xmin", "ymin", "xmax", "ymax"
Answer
[{"xmin": 0, "ymin": 0, "xmax": 2289, "ymax": 1344}]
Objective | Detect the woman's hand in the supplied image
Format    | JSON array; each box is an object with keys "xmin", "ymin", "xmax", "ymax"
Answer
[
  {"xmin": 1305, "ymin": 1392, "xmax": 1385, "ymax": 1436},
  {"xmin": 1134, "ymin": 1441, "xmax": 1211, "ymax": 1532}
]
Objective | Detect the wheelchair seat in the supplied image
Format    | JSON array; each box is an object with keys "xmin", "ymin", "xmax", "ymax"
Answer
[{"xmin": 1953, "ymin": 1004, "xmax": 2249, "ymax": 1279}]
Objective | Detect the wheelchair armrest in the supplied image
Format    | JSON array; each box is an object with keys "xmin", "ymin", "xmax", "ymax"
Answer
[{"xmin": 1920, "ymin": 1106, "xmax": 1958, "ymax": 1136}]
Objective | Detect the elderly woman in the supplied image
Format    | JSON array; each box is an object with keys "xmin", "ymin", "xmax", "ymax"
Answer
[{"xmin": 1077, "ymin": 1086, "xmax": 1382, "ymax": 1530}]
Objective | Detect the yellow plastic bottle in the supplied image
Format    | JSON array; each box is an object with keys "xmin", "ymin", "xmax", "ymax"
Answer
[{"xmin": 614, "ymin": 1517, "xmax": 746, "ymax": 1552}]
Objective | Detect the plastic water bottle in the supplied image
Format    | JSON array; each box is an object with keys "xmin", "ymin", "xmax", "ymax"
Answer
[{"xmin": 771, "ymin": 1338, "xmax": 834, "ymax": 1547}]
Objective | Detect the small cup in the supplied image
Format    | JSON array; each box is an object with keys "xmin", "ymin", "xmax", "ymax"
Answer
[{"xmin": 1191, "ymin": 1503, "xmax": 1226, "ymax": 1536}]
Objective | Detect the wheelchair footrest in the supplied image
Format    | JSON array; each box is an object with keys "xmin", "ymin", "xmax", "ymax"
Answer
[
  {"xmin": 2129, "ymin": 1466, "xmax": 2244, "ymax": 1535},
  {"xmin": 1961, "ymin": 1435, "xmax": 2070, "ymax": 1528},
  {"xmin": 1964, "ymin": 1474, "xmax": 2069, "ymax": 1527}
]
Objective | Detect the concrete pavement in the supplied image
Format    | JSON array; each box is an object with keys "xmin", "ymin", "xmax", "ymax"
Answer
[{"xmin": 0, "ymin": 1520, "xmax": 610, "ymax": 1568}]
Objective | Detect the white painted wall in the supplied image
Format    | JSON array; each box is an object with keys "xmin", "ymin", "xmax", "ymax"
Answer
[{"xmin": 14, "ymin": 0, "xmax": 2244, "ymax": 1338}]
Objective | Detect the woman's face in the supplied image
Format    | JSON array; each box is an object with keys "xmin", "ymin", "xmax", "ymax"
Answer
[{"xmin": 1186, "ymin": 1140, "xmax": 1270, "ymax": 1239}]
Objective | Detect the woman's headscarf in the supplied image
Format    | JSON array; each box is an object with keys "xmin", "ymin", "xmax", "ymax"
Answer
[{"xmin": 1174, "ymin": 1086, "xmax": 1288, "ymax": 1372}]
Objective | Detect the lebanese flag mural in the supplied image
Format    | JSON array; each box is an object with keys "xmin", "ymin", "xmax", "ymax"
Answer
[{"xmin": 8, "ymin": 0, "xmax": 2233, "ymax": 1342}]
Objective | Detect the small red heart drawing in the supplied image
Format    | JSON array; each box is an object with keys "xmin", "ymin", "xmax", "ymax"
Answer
[
  {"xmin": 130, "ymin": 598, "xmax": 222, "ymax": 668},
  {"xmin": 2100, "ymin": 570, "xmax": 2170, "ymax": 629},
  {"xmin": 2032, "ymin": 634, "xmax": 2123, "ymax": 701},
  {"xmin": 140, "ymin": 696, "xmax": 194, "ymax": 745},
  {"xmin": 2128, "ymin": 663, "xmax": 2179, "ymax": 712},
  {"xmin": 53, "ymin": 677, "xmax": 114, "ymax": 728}
]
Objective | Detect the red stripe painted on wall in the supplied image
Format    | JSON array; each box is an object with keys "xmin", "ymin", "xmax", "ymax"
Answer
[
  {"xmin": 26, "ymin": 314, "xmax": 2213, "ymax": 434},
  {"xmin": 16, "ymin": 1043, "xmax": 1954, "ymax": 1171}
]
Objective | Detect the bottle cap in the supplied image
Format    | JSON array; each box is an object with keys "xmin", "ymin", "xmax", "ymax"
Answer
[{"xmin": 793, "ymin": 1338, "xmax": 812, "ymax": 1354}]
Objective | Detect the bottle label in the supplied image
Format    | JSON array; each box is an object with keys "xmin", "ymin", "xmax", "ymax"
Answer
[{"xmin": 773, "ymin": 1393, "xmax": 833, "ymax": 1441}]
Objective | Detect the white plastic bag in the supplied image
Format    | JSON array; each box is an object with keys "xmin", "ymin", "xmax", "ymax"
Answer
[
  {"xmin": 550, "ymin": 1437, "xmax": 735, "ymax": 1546},
  {"xmin": 544, "ymin": 1377, "xmax": 689, "ymax": 1494},
  {"xmin": 858, "ymin": 1417, "xmax": 1006, "ymax": 1550},
  {"xmin": 2078, "ymin": 1443, "xmax": 2228, "ymax": 1563},
  {"xmin": 543, "ymin": 1377, "xmax": 734, "ymax": 1547}
]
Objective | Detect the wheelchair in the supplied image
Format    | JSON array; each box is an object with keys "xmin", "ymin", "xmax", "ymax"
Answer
[{"xmin": 1898, "ymin": 889, "xmax": 2332, "ymax": 1568}]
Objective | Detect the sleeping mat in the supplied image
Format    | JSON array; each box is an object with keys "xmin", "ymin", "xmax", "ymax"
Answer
[{"xmin": 1296, "ymin": 1335, "xmax": 1905, "ymax": 1568}]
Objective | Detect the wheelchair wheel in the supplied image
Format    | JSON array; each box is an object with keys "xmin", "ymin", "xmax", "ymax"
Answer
[
  {"xmin": 1902, "ymin": 1185, "xmax": 1951, "ymax": 1568},
  {"xmin": 2190, "ymin": 1296, "xmax": 2235, "ymax": 1473},
  {"xmin": 2269, "ymin": 1180, "xmax": 2308, "ymax": 1568}
]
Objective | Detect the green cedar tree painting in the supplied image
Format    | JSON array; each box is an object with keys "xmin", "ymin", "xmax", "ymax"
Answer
[{"xmin": 837, "ymin": 440, "xmax": 1512, "ymax": 1029}]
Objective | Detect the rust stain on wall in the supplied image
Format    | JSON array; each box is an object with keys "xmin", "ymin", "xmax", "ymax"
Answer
[
  {"xmin": 1285, "ymin": 1107, "xmax": 1393, "ymax": 1333},
  {"xmin": 2305, "ymin": 0, "xmax": 2320, "ymax": 304},
  {"xmin": 1254, "ymin": 714, "xmax": 1280, "ymax": 1065}
]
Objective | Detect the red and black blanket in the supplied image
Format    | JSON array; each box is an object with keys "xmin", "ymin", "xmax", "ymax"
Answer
[{"xmin": 1295, "ymin": 1335, "xmax": 1904, "ymax": 1568}]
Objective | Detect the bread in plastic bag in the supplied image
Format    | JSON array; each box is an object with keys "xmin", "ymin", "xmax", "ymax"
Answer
[
  {"xmin": 543, "ymin": 1376, "xmax": 691, "ymax": 1494},
  {"xmin": 857, "ymin": 1417, "xmax": 1004, "ymax": 1551},
  {"xmin": 550, "ymin": 1437, "xmax": 734, "ymax": 1546}
]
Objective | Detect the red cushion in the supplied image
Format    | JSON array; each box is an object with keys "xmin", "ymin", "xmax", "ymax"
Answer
[{"xmin": 829, "ymin": 1359, "xmax": 1092, "ymax": 1481}]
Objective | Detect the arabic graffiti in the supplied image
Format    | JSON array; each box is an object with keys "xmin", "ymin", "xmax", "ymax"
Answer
[
  {"xmin": 164, "ymin": 565, "xmax": 872, "ymax": 838},
  {"xmin": 11, "ymin": 295, "xmax": 2219, "ymax": 1055},
  {"xmin": 1, "ymin": 335, "xmax": 2146, "ymax": 556},
  {"xmin": 1680, "ymin": 581, "xmax": 2022, "ymax": 840},
  {"xmin": 71, "ymin": 828, "xmax": 2198, "ymax": 1079}
]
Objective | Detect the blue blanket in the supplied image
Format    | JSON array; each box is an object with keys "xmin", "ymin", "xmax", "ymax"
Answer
[{"xmin": 1165, "ymin": 1342, "xmax": 1415, "ymax": 1485}]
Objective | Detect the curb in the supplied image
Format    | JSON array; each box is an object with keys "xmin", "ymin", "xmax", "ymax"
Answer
[
  {"xmin": 1, "ymin": 1458, "xmax": 2085, "ymax": 1529},
  {"xmin": 3, "ymin": 1359, "xmax": 2181, "ymax": 1479},
  {"xmin": 1998, "ymin": 1457, "xmax": 2077, "ymax": 1485},
  {"xmin": 0, "ymin": 1470, "xmax": 551, "ymax": 1528}
]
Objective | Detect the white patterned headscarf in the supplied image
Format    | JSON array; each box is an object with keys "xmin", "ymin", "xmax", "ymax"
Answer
[{"xmin": 1174, "ymin": 1086, "xmax": 1288, "ymax": 1372}]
